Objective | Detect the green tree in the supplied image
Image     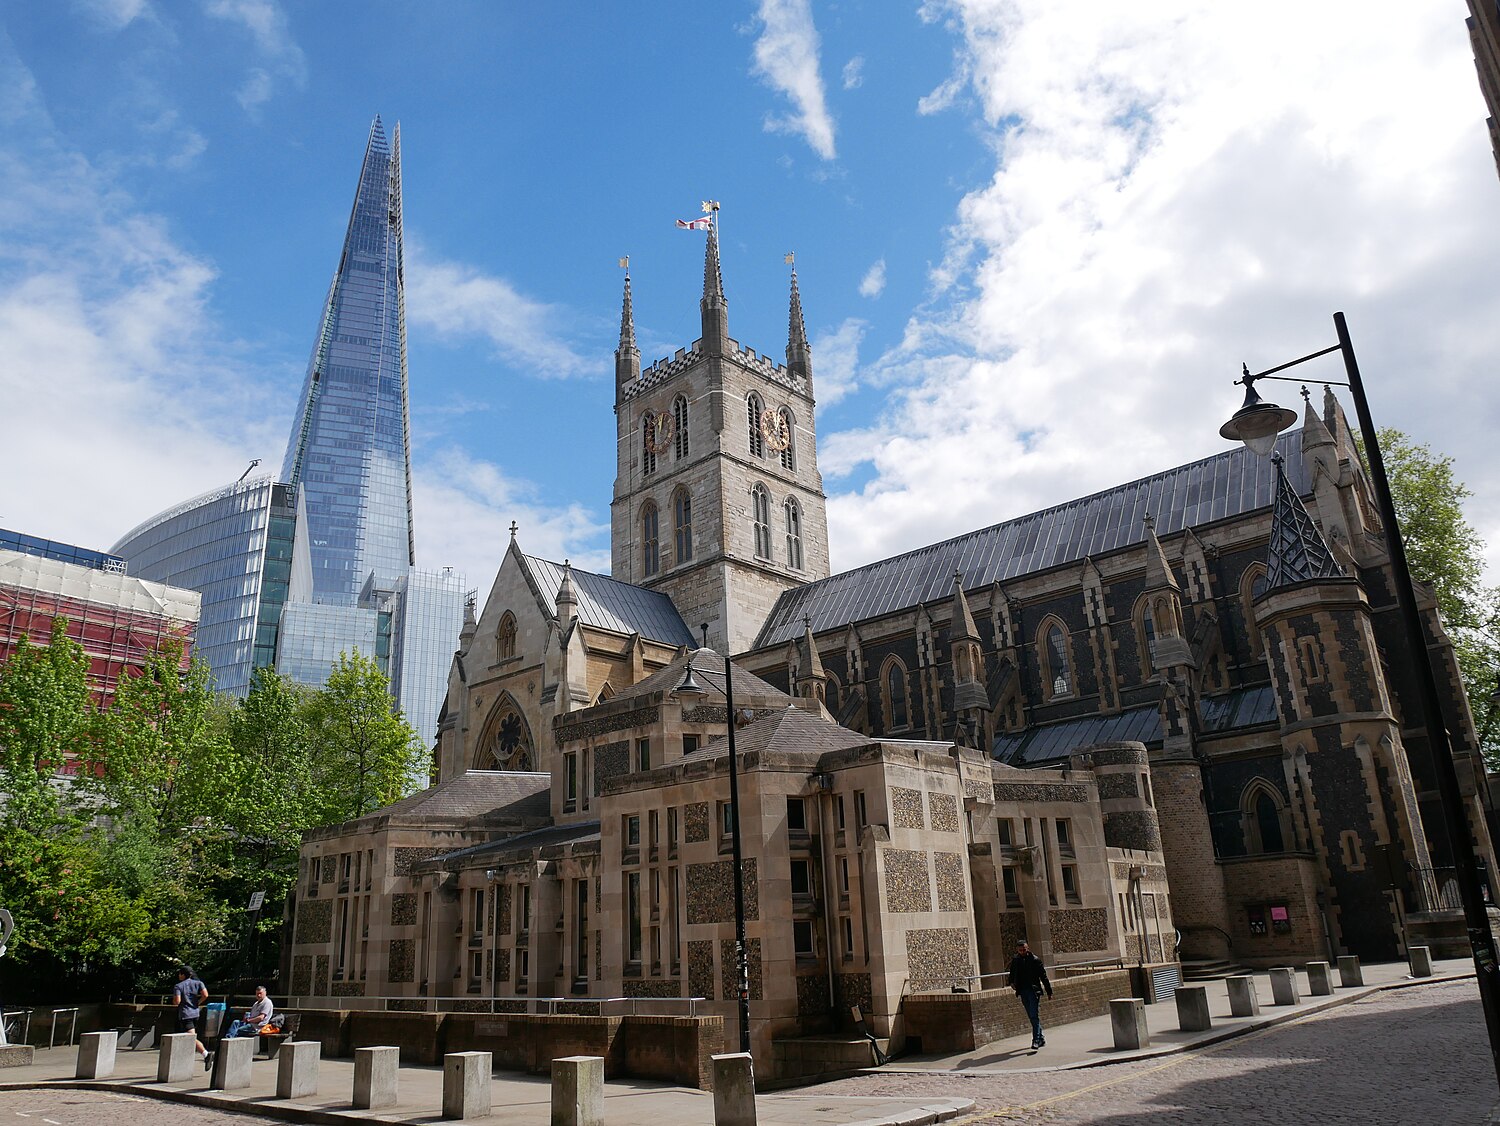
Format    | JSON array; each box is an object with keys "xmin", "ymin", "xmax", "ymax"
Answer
[
  {"xmin": 0, "ymin": 618, "xmax": 95, "ymax": 832},
  {"xmin": 1370, "ymin": 428, "xmax": 1500, "ymax": 765},
  {"xmin": 304, "ymin": 651, "xmax": 424, "ymax": 822}
]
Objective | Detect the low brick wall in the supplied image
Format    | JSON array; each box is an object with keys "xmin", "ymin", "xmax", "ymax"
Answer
[
  {"xmin": 620, "ymin": 1014, "xmax": 722, "ymax": 1089},
  {"xmin": 902, "ymin": 968, "xmax": 1131, "ymax": 1054},
  {"xmin": 444, "ymin": 1013, "xmax": 619, "ymax": 1074}
]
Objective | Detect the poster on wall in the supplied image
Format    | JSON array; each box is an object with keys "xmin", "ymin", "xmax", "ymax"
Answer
[
  {"xmin": 1270, "ymin": 905, "xmax": 1291, "ymax": 934},
  {"xmin": 1247, "ymin": 905, "xmax": 1267, "ymax": 936}
]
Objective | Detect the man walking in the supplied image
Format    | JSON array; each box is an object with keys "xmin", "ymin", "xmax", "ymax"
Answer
[
  {"xmin": 171, "ymin": 966, "xmax": 211, "ymax": 1069},
  {"xmin": 1009, "ymin": 939, "xmax": 1053, "ymax": 1049}
]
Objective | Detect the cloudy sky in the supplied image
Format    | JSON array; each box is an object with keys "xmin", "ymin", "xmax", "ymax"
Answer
[{"xmin": 3, "ymin": 1, "xmax": 1498, "ymax": 601}]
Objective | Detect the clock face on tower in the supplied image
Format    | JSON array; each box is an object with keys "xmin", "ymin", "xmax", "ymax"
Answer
[
  {"xmin": 645, "ymin": 410, "xmax": 675, "ymax": 454},
  {"xmin": 759, "ymin": 407, "xmax": 790, "ymax": 452}
]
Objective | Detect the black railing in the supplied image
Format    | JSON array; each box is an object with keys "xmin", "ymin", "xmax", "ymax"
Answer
[{"xmin": 1412, "ymin": 865, "xmax": 1492, "ymax": 912}]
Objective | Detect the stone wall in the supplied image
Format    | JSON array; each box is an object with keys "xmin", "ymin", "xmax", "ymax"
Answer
[{"xmin": 902, "ymin": 968, "xmax": 1132, "ymax": 1054}]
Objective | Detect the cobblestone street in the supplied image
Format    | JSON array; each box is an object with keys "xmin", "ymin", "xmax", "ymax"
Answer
[
  {"xmin": 819, "ymin": 979, "xmax": 1493, "ymax": 1125},
  {"xmin": 0, "ymin": 1087, "xmax": 282, "ymax": 1124}
]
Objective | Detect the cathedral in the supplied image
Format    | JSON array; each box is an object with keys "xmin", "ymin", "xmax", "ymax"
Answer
[{"xmin": 288, "ymin": 223, "xmax": 1497, "ymax": 1078}]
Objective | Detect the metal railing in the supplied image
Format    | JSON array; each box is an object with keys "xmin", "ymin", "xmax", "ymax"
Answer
[
  {"xmin": 49, "ymin": 1008, "xmax": 79, "ymax": 1049},
  {"xmin": 2, "ymin": 1009, "xmax": 31, "ymax": 1046},
  {"xmin": 907, "ymin": 956, "xmax": 1127, "ymax": 996},
  {"xmin": 1413, "ymin": 867, "xmax": 1466, "ymax": 913},
  {"xmin": 268, "ymin": 994, "xmax": 711, "ymax": 1018}
]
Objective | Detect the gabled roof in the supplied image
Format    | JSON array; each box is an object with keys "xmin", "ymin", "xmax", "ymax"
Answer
[
  {"xmin": 696, "ymin": 703, "xmax": 869, "ymax": 761},
  {"xmin": 520, "ymin": 554, "xmax": 695, "ymax": 646},
  {"xmin": 373, "ymin": 770, "xmax": 551, "ymax": 824},
  {"xmin": 754, "ymin": 430, "xmax": 1309, "ymax": 648},
  {"xmin": 608, "ymin": 647, "xmax": 793, "ymax": 706}
]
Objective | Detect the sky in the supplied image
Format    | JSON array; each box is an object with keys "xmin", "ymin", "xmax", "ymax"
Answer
[{"xmin": 3, "ymin": 1, "xmax": 1499, "ymax": 606}]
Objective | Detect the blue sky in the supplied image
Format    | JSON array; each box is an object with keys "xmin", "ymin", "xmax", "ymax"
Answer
[{"xmin": 4, "ymin": 1, "xmax": 1500, "ymax": 600}]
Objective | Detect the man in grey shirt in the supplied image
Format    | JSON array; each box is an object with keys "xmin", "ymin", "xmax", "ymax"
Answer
[{"xmin": 225, "ymin": 985, "xmax": 274, "ymax": 1038}]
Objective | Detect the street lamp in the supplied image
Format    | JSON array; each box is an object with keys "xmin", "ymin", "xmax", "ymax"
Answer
[
  {"xmin": 673, "ymin": 629, "xmax": 752, "ymax": 1055},
  {"xmin": 1221, "ymin": 311, "xmax": 1500, "ymax": 1091}
]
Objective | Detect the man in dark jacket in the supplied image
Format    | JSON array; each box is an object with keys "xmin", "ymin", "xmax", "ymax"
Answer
[{"xmin": 1009, "ymin": 939, "xmax": 1053, "ymax": 1049}]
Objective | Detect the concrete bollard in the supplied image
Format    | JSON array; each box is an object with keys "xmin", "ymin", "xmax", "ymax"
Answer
[
  {"xmin": 276, "ymin": 1040, "xmax": 321, "ymax": 1100},
  {"xmin": 712, "ymin": 1052, "xmax": 757, "ymax": 1126},
  {"xmin": 1174, "ymin": 985, "xmax": 1212, "ymax": 1032},
  {"xmin": 1227, "ymin": 975, "xmax": 1260, "ymax": 1017},
  {"xmin": 1109, "ymin": 998, "xmax": 1150, "ymax": 1050},
  {"xmin": 77, "ymin": 1031, "xmax": 118, "ymax": 1079},
  {"xmin": 1305, "ymin": 961, "xmax": 1333, "ymax": 996},
  {"xmin": 210, "ymin": 1034, "xmax": 256, "ymax": 1091},
  {"xmin": 1410, "ymin": 945, "xmax": 1434, "ymax": 977},
  {"xmin": 353, "ymin": 1045, "xmax": 400, "ymax": 1110},
  {"xmin": 157, "ymin": 1032, "xmax": 197, "ymax": 1083},
  {"xmin": 551, "ymin": 1054, "xmax": 604, "ymax": 1126},
  {"xmin": 1337, "ymin": 954, "xmax": 1364, "ymax": 988},
  {"xmin": 442, "ymin": 1051, "xmax": 492, "ymax": 1120},
  {"xmin": 1270, "ymin": 967, "xmax": 1300, "ymax": 1006}
]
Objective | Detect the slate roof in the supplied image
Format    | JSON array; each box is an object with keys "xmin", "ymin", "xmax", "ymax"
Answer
[
  {"xmin": 425, "ymin": 821, "xmax": 601, "ymax": 869},
  {"xmin": 521, "ymin": 554, "xmax": 695, "ymax": 646},
  {"xmin": 607, "ymin": 647, "xmax": 793, "ymax": 707},
  {"xmin": 695, "ymin": 704, "xmax": 869, "ymax": 761},
  {"xmin": 374, "ymin": 770, "xmax": 551, "ymax": 824},
  {"xmin": 755, "ymin": 430, "xmax": 1308, "ymax": 648},
  {"xmin": 992, "ymin": 684, "xmax": 1279, "ymax": 766}
]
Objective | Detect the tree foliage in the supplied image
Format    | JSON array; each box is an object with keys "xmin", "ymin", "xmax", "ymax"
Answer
[
  {"xmin": 1372, "ymin": 428, "xmax": 1500, "ymax": 765},
  {"xmin": 0, "ymin": 631, "xmax": 425, "ymax": 999}
]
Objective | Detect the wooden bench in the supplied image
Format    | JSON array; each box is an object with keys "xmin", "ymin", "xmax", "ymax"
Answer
[{"xmin": 256, "ymin": 1013, "xmax": 300, "ymax": 1059}]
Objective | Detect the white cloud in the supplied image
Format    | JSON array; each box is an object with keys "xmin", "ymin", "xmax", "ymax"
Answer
[
  {"xmin": 404, "ymin": 244, "xmax": 598, "ymax": 378},
  {"xmin": 205, "ymin": 0, "xmax": 306, "ymax": 112},
  {"xmin": 824, "ymin": 0, "xmax": 1500, "ymax": 576},
  {"xmin": 412, "ymin": 448, "xmax": 610, "ymax": 612},
  {"xmin": 809, "ymin": 317, "xmax": 866, "ymax": 408},
  {"xmin": 858, "ymin": 258, "xmax": 886, "ymax": 299},
  {"xmin": 750, "ymin": 0, "xmax": 837, "ymax": 160},
  {"xmin": 73, "ymin": 0, "xmax": 153, "ymax": 30},
  {"xmin": 842, "ymin": 55, "xmax": 864, "ymax": 90}
]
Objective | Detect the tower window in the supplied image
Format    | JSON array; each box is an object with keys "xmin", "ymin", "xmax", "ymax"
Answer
[
  {"xmin": 641, "ymin": 414, "xmax": 657, "ymax": 476},
  {"xmin": 497, "ymin": 612, "xmax": 517, "ymax": 661},
  {"xmin": 883, "ymin": 657, "xmax": 909, "ymax": 730},
  {"xmin": 1042, "ymin": 622, "xmax": 1073, "ymax": 698},
  {"xmin": 752, "ymin": 484, "xmax": 771, "ymax": 559},
  {"xmin": 673, "ymin": 394, "xmax": 690, "ymax": 460},
  {"xmin": 642, "ymin": 502, "xmax": 660, "ymax": 577},
  {"xmin": 747, "ymin": 392, "xmax": 765, "ymax": 459},
  {"xmin": 778, "ymin": 407, "xmax": 795, "ymax": 471},
  {"xmin": 784, "ymin": 497, "xmax": 803, "ymax": 570},
  {"xmin": 674, "ymin": 490, "xmax": 693, "ymax": 563}
]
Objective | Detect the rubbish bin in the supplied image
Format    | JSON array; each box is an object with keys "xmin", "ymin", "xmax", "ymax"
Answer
[{"xmin": 203, "ymin": 1002, "xmax": 226, "ymax": 1040}]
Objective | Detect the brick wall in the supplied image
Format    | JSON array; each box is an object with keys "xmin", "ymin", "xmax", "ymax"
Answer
[{"xmin": 902, "ymin": 968, "xmax": 1131, "ymax": 1054}]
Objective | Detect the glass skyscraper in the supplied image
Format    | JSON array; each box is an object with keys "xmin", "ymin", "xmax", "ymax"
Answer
[
  {"xmin": 112, "ymin": 116, "xmax": 464, "ymax": 749},
  {"xmin": 281, "ymin": 115, "xmax": 414, "ymax": 606}
]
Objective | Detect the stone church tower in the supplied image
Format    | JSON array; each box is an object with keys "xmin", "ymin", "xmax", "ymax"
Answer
[{"xmin": 610, "ymin": 227, "xmax": 831, "ymax": 653}]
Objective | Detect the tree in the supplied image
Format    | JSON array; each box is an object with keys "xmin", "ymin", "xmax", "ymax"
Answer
[
  {"xmin": 303, "ymin": 651, "xmax": 423, "ymax": 822},
  {"xmin": 0, "ymin": 618, "xmax": 95, "ymax": 832},
  {"xmin": 1371, "ymin": 428, "xmax": 1500, "ymax": 765}
]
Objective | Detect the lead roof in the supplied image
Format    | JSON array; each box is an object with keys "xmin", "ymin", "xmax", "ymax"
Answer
[{"xmin": 522, "ymin": 554, "xmax": 695, "ymax": 646}]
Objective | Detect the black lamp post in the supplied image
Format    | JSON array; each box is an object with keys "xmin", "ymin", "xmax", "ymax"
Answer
[
  {"xmin": 675, "ymin": 629, "xmax": 752, "ymax": 1055},
  {"xmin": 1221, "ymin": 311, "xmax": 1500, "ymax": 1091}
]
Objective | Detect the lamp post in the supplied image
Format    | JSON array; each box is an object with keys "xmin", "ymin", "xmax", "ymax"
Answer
[
  {"xmin": 1221, "ymin": 311, "xmax": 1500, "ymax": 1090},
  {"xmin": 674, "ymin": 630, "xmax": 752, "ymax": 1055}
]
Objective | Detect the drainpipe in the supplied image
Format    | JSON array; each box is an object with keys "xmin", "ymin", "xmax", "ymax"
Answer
[{"xmin": 815, "ymin": 775, "xmax": 838, "ymax": 1011}]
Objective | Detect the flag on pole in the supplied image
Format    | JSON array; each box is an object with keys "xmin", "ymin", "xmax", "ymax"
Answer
[
  {"xmin": 675, "ymin": 216, "xmax": 713, "ymax": 231},
  {"xmin": 701, "ymin": 200, "xmax": 720, "ymax": 213}
]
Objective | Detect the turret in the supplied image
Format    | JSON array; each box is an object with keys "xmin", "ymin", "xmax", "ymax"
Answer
[
  {"xmin": 786, "ymin": 264, "xmax": 812, "ymax": 386},
  {"xmin": 700, "ymin": 219, "xmax": 728, "ymax": 354},
  {"xmin": 795, "ymin": 616, "xmax": 825, "ymax": 705},
  {"xmin": 615, "ymin": 268, "xmax": 640, "ymax": 390}
]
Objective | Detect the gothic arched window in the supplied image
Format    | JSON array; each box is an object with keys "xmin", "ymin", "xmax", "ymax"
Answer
[
  {"xmin": 1242, "ymin": 781, "xmax": 1289, "ymax": 855},
  {"xmin": 747, "ymin": 392, "xmax": 765, "ymax": 459},
  {"xmin": 1240, "ymin": 563, "xmax": 1269, "ymax": 658},
  {"xmin": 752, "ymin": 485, "xmax": 771, "ymax": 559},
  {"xmin": 778, "ymin": 407, "xmax": 796, "ymax": 471},
  {"xmin": 673, "ymin": 394, "xmax": 690, "ymax": 460},
  {"xmin": 1134, "ymin": 595, "xmax": 1158, "ymax": 679},
  {"xmin": 497, "ymin": 612, "xmax": 517, "ymax": 661},
  {"xmin": 673, "ymin": 489, "xmax": 693, "ymax": 564},
  {"xmin": 882, "ymin": 657, "xmax": 909, "ymax": 731},
  {"xmin": 784, "ymin": 497, "xmax": 803, "ymax": 570},
  {"xmin": 478, "ymin": 698, "xmax": 533, "ymax": 771},
  {"xmin": 1040, "ymin": 620, "xmax": 1073, "ymax": 699},
  {"xmin": 641, "ymin": 502, "xmax": 660, "ymax": 577},
  {"xmin": 641, "ymin": 414, "xmax": 657, "ymax": 476}
]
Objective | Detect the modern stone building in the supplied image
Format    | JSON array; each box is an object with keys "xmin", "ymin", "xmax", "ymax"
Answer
[{"xmin": 290, "ymin": 225, "xmax": 1494, "ymax": 1073}]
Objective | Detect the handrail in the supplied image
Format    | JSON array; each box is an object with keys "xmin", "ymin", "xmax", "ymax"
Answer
[
  {"xmin": 251, "ymin": 994, "xmax": 712, "ymax": 1017},
  {"xmin": 910, "ymin": 956, "xmax": 1128, "ymax": 996},
  {"xmin": 50, "ymin": 1008, "xmax": 79, "ymax": 1049}
]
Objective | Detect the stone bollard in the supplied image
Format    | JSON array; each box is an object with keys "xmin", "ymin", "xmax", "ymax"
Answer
[
  {"xmin": 77, "ymin": 1031, "xmax": 118, "ymax": 1080},
  {"xmin": 1109, "ymin": 998, "xmax": 1150, "ymax": 1050},
  {"xmin": 1337, "ymin": 954, "xmax": 1364, "ymax": 988},
  {"xmin": 1305, "ymin": 961, "xmax": 1334, "ymax": 996},
  {"xmin": 1270, "ymin": 967, "xmax": 1300, "ymax": 1006},
  {"xmin": 210, "ymin": 1034, "xmax": 256, "ymax": 1091},
  {"xmin": 353, "ymin": 1045, "xmax": 401, "ymax": 1110},
  {"xmin": 157, "ymin": 1032, "xmax": 197, "ymax": 1083},
  {"xmin": 552, "ymin": 1054, "xmax": 604, "ymax": 1126},
  {"xmin": 1174, "ymin": 985, "xmax": 1212, "ymax": 1032},
  {"xmin": 1227, "ymin": 975, "xmax": 1260, "ymax": 1018},
  {"xmin": 1410, "ymin": 945, "xmax": 1434, "ymax": 977},
  {"xmin": 442, "ymin": 1051, "xmax": 492, "ymax": 1120},
  {"xmin": 276, "ymin": 1040, "xmax": 321, "ymax": 1100},
  {"xmin": 712, "ymin": 1052, "xmax": 757, "ymax": 1126}
]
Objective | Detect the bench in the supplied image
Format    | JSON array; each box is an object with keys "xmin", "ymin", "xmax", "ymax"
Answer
[{"xmin": 256, "ymin": 1013, "xmax": 301, "ymax": 1059}]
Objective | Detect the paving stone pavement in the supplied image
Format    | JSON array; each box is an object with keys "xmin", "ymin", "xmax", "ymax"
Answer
[
  {"xmin": 817, "ymin": 978, "xmax": 1494, "ymax": 1125},
  {"xmin": 1, "ymin": 1087, "xmax": 284, "ymax": 1123}
]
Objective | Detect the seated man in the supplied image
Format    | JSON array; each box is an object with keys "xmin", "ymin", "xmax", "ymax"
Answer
[{"xmin": 224, "ymin": 986, "xmax": 274, "ymax": 1039}]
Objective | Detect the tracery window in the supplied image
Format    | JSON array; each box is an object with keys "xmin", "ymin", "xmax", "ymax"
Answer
[
  {"xmin": 752, "ymin": 485, "xmax": 771, "ymax": 559},
  {"xmin": 673, "ymin": 489, "xmax": 693, "ymax": 563},
  {"xmin": 673, "ymin": 394, "xmax": 690, "ymax": 460},
  {"xmin": 784, "ymin": 496, "xmax": 803, "ymax": 569},
  {"xmin": 642, "ymin": 502, "xmax": 660, "ymax": 577},
  {"xmin": 641, "ymin": 414, "xmax": 657, "ymax": 476},
  {"xmin": 480, "ymin": 700, "xmax": 533, "ymax": 771},
  {"xmin": 497, "ymin": 612, "xmax": 517, "ymax": 661},
  {"xmin": 747, "ymin": 392, "xmax": 765, "ymax": 459},
  {"xmin": 778, "ymin": 407, "xmax": 795, "ymax": 471},
  {"xmin": 882, "ymin": 657, "xmax": 910, "ymax": 730},
  {"xmin": 1041, "ymin": 620, "xmax": 1073, "ymax": 699}
]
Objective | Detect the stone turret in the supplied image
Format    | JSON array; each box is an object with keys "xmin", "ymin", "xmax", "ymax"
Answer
[
  {"xmin": 949, "ymin": 572, "xmax": 988, "ymax": 732},
  {"xmin": 700, "ymin": 219, "xmax": 728, "ymax": 355},
  {"xmin": 786, "ymin": 266, "xmax": 811, "ymax": 385},
  {"xmin": 795, "ymin": 617, "xmax": 825, "ymax": 705},
  {"xmin": 615, "ymin": 269, "xmax": 640, "ymax": 389}
]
